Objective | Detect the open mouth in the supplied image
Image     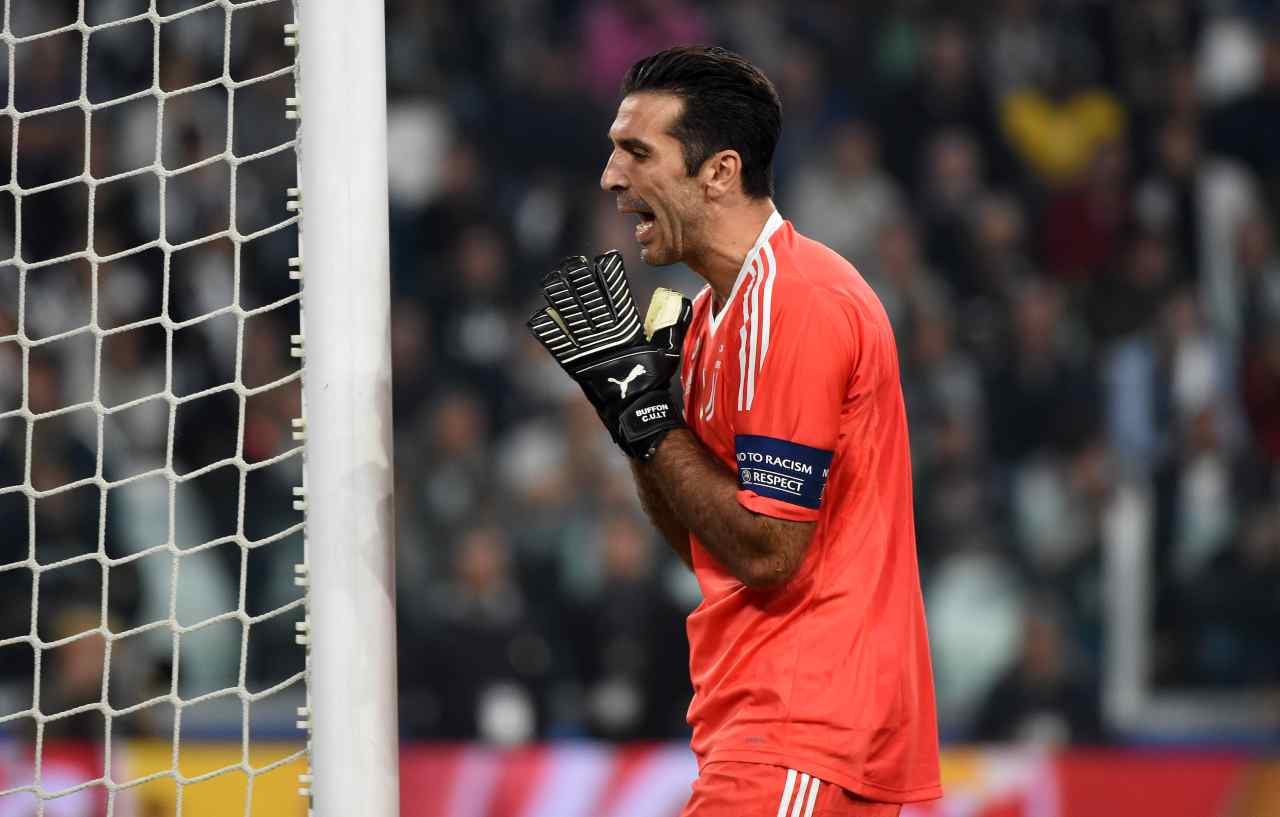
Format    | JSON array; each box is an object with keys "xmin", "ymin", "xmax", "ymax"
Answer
[{"xmin": 634, "ymin": 211, "xmax": 656, "ymax": 242}]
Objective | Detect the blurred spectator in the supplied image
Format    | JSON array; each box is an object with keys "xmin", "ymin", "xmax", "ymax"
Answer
[
  {"xmin": 714, "ymin": 0, "xmax": 787, "ymax": 80},
  {"xmin": 999, "ymin": 40, "xmax": 1125, "ymax": 188},
  {"xmin": 866, "ymin": 218, "xmax": 949, "ymax": 352},
  {"xmin": 1168, "ymin": 505, "xmax": 1280, "ymax": 685},
  {"xmin": 391, "ymin": 300, "xmax": 437, "ymax": 423},
  {"xmin": 879, "ymin": 17, "xmax": 1012, "ymax": 193},
  {"xmin": 1012, "ymin": 436, "xmax": 1111, "ymax": 661},
  {"xmin": 972, "ymin": 600, "xmax": 1104, "ymax": 745},
  {"xmin": 1154, "ymin": 403, "xmax": 1236, "ymax": 587},
  {"xmin": 401, "ymin": 139, "xmax": 492, "ymax": 299},
  {"xmin": 580, "ymin": 0, "xmax": 709, "ymax": 104},
  {"xmin": 435, "ymin": 225, "xmax": 520, "ymax": 418},
  {"xmin": 1136, "ymin": 114, "xmax": 1258, "ymax": 305},
  {"xmin": 917, "ymin": 128, "xmax": 986, "ymax": 290},
  {"xmin": 37, "ymin": 608, "xmax": 110, "ymax": 742},
  {"xmin": 902, "ymin": 307, "xmax": 985, "ymax": 474},
  {"xmin": 1242, "ymin": 326, "xmax": 1280, "ymax": 465},
  {"xmin": 1234, "ymin": 211, "xmax": 1280, "ymax": 343},
  {"xmin": 569, "ymin": 513, "xmax": 691, "ymax": 739},
  {"xmin": 926, "ymin": 535, "xmax": 1025, "ymax": 735},
  {"xmin": 1112, "ymin": 0, "xmax": 1202, "ymax": 112},
  {"xmin": 962, "ymin": 192, "xmax": 1038, "ymax": 321},
  {"xmin": 983, "ymin": 0, "xmax": 1054, "ymax": 98},
  {"xmin": 1091, "ymin": 230, "xmax": 1179, "ymax": 343},
  {"xmin": 402, "ymin": 388, "xmax": 493, "ymax": 551},
  {"xmin": 1209, "ymin": 27, "xmax": 1280, "ymax": 218},
  {"xmin": 1042, "ymin": 138, "xmax": 1131, "ymax": 284},
  {"xmin": 767, "ymin": 40, "xmax": 836, "ymax": 182},
  {"xmin": 984, "ymin": 278, "xmax": 1096, "ymax": 465},
  {"xmin": 409, "ymin": 525, "xmax": 555, "ymax": 743},
  {"xmin": 785, "ymin": 119, "xmax": 902, "ymax": 268},
  {"xmin": 902, "ymin": 306, "xmax": 989, "ymax": 568}
]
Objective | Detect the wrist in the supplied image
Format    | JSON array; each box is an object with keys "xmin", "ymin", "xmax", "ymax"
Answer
[{"xmin": 616, "ymin": 388, "xmax": 684, "ymax": 461}]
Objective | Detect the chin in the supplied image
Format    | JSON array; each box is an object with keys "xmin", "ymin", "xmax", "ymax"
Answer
[{"xmin": 640, "ymin": 244, "xmax": 678, "ymax": 267}]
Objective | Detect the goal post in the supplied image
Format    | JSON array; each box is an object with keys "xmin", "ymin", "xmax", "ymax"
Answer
[
  {"xmin": 294, "ymin": 1, "xmax": 400, "ymax": 816},
  {"xmin": 0, "ymin": 0, "xmax": 398, "ymax": 812}
]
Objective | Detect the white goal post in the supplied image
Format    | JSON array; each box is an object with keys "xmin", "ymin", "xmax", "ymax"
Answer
[
  {"xmin": 0, "ymin": 0, "xmax": 398, "ymax": 813},
  {"xmin": 295, "ymin": 0, "xmax": 400, "ymax": 816}
]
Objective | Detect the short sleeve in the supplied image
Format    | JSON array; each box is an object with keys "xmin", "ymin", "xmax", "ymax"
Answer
[{"xmin": 732, "ymin": 292, "xmax": 853, "ymax": 522}]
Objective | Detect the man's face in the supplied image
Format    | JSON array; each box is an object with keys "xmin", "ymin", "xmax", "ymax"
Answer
[{"xmin": 600, "ymin": 92, "xmax": 704, "ymax": 266}]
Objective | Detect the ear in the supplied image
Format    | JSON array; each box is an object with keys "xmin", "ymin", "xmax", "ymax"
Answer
[{"xmin": 700, "ymin": 149, "xmax": 743, "ymax": 200}]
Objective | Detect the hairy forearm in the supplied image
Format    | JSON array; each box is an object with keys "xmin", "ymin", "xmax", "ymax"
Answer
[
  {"xmin": 630, "ymin": 461, "xmax": 693, "ymax": 570},
  {"xmin": 641, "ymin": 429, "xmax": 810, "ymax": 588}
]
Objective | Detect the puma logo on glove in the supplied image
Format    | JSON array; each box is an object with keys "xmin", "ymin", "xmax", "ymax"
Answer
[{"xmin": 608, "ymin": 364, "xmax": 647, "ymax": 398}]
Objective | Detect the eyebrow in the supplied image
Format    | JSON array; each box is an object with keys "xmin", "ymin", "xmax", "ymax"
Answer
[{"xmin": 614, "ymin": 137, "xmax": 653, "ymax": 155}]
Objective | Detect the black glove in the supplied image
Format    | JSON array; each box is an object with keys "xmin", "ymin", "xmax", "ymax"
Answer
[{"xmin": 527, "ymin": 250, "xmax": 692, "ymax": 460}]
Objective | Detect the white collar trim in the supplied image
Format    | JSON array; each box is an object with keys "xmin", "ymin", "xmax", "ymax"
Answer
[{"xmin": 707, "ymin": 209, "xmax": 783, "ymax": 335}]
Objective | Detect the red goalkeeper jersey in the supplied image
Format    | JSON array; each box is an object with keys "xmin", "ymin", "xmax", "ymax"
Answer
[{"xmin": 679, "ymin": 211, "xmax": 942, "ymax": 803}]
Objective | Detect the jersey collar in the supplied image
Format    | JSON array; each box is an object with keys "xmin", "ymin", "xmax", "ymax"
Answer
[{"xmin": 707, "ymin": 209, "xmax": 784, "ymax": 336}]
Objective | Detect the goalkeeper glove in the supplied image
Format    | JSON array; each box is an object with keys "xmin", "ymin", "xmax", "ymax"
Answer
[{"xmin": 527, "ymin": 250, "xmax": 692, "ymax": 461}]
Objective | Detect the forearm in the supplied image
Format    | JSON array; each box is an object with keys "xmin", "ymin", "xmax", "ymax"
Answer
[
  {"xmin": 630, "ymin": 461, "xmax": 693, "ymax": 570},
  {"xmin": 640, "ymin": 428, "xmax": 809, "ymax": 588}
]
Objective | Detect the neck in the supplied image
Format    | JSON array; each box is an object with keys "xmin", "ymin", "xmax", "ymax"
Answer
[{"xmin": 687, "ymin": 198, "xmax": 777, "ymax": 308}]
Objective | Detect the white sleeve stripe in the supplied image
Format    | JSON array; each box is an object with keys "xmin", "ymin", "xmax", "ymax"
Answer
[
  {"xmin": 703, "ymin": 368, "xmax": 717, "ymax": 421},
  {"xmin": 737, "ymin": 323, "xmax": 748, "ymax": 412},
  {"xmin": 802, "ymin": 779, "xmax": 820, "ymax": 817},
  {"xmin": 746, "ymin": 256, "xmax": 762, "ymax": 410},
  {"xmin": 736, "ymin": 260, "xmax": 758, "ymax": 412},
  {"xmin": 788, "ymin": 774, "xmax": 811, "ymax": 817},
  {"xmin": 774, "ymin": 769, "xmax": 798, "ymax": 817},
  {"xmin": 683, "ymin": 335, "xmax": 702, "ymax": 395},
  {"xmin": 759, "ymin": 240, "xmax": 777, "ymax": 370}
]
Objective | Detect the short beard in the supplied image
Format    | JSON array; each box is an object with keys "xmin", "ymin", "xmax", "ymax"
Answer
[
  {"xmin": 640, "ymin": 245, "xmax": 679, "ymax": 266},
  {"xmin": 642, "ymin": 203, "xmax": 702, "ymax": 267}
]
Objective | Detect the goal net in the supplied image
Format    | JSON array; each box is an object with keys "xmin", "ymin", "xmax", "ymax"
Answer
[{"xmin": 0, "ymin": 0, "xmax": 317, "ymax": 813}]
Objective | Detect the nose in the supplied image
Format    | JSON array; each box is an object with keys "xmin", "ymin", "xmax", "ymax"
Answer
[{"xmin": 600, "ymin": 151, "xmax": 626, "ymax": 192}]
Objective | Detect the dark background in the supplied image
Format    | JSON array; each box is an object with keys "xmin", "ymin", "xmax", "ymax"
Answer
[{"xmin": 1, "ymin": 0, "xmax": 1278, "ymax": 749}]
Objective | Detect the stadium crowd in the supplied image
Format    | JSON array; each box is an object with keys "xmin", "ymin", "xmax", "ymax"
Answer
[{"xmin": 2, "ymin": 0, "xmax": 1279, "ymax": 747}]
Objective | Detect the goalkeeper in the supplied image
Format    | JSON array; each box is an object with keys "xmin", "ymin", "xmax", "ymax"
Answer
[{"xmin": 528, "ymin": 47, "xmax": 941, "ymax": 816}]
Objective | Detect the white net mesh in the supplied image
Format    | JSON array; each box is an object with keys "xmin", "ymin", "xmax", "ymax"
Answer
[{"xmin": 0, "ymin": 0, "xmax": 308, "ymax": 813}]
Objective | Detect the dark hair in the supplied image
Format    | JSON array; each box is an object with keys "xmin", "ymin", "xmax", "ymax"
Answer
[{"xmin": 621, "ymin": 46, "xmax": 782, "ymax": 199}]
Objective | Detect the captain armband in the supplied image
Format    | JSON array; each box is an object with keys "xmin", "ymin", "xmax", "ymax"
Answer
[{"xmin": 734, "ymin": 434, "xmax": 834, "ymax": 510}]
